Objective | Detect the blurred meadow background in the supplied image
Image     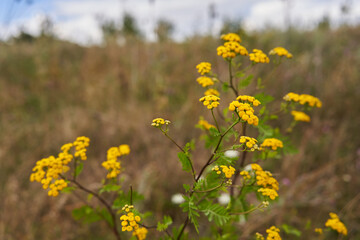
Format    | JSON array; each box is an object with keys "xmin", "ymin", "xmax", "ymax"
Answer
[{"xmin": 1, "ymin": 0, "xmax": 360, "ymax": 239}]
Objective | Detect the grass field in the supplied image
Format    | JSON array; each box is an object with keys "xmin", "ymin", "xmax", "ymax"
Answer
[{"xmin": 0, "ymin": 25, "xmax": 360, "ymax": 239}]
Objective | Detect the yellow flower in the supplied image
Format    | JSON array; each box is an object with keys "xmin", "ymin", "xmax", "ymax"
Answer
[
  {"xmin": 260, "ymin": 138, "xmax": 283, "ymax": 151},
  {"xmin": 228, "ymin": 101, "xmax": 259, "ymax": 126},
  {"xmin": 217, "ymin": 42, "xmax": 248, "ymax": 59},
  {"xmin": 220, "ymin": 165, "xmax": 236, "ymax": 178},
  {"xmin": 236, "ymin": 95, "xmax": 261, "ymax": 106},
  {"xmin": 251, "ymin": 164, "xmax": 279, "ymax": 200},
  {"xmin": 314, "ymin": 228, "xmax": 323, "ymax": 234},
  {"xmin": 325, "ymin": 212, "xmax": 347, "ymax": 236},
  {"xmin": 133, "ymin": 227, "xmax": 148, "ymax": 240},
  {"xmin": 151, "ymin": 118, "xmax": 171, "ymax": 127},
  {"xmin": 221, "ymin": 33, "xmax": 241, "ymax": 42},
  {"xmin": 204, "ymin": 88, "xmax": 220, "ymax": 96},
  {"xmin": 102, "ymin": 144, "xmax": 130, "ymax": 179},
  {"xmin": 196, "ymin": 76, "xmax": 215, "ymax": 87},
  {"xmin": 283, "ymin": 92, "xmax": 322, "ymax": 108},
  {"xmin": 249, "ymin": 49, "xmax": 269, "ymax": 63},
  {"xmin": 196, "ymin": 62, "xmax": 211, "ymax": 75},
  {"xmin": 198, "ymin": 119, "xmax": 216, "ymax": 130},
  {"xmin": 240, "ymin": 170, "xmax": 251, "ymax": 180},
  {"xmin": 199, "ymin": 95, "xmax": 220, "ymax": 110},
  {"xmin": 120, "ymin": 206, "xmax": 142, "ymax": 233},
  {"xmin": 30, "ymin": 136, "xmax": 90, "ymax": 197},
  {"xmin": 255, "ymin": 232, "xmax": 265, "ymax": 240},
  {"xmin": 266, "ymin": 226, "xmax": 281, "ymax": 240},
  {"xmin": 291, "ymin": 111, "xmax": 310, "ymax": 122},
  {"xmin": 239, "ymin": 136, "xmax": 259, "ymax": 151},
  {"xmin": 269, "ymin": 47, "xmax": 293, "ymax": 58}
]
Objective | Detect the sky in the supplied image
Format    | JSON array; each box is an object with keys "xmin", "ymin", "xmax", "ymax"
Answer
[{"xmin": 0, "ymin": 0, "xmax": 359, "ymax": 45}]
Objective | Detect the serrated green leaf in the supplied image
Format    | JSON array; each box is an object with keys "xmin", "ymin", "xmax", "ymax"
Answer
[
  {"xmin": 199, "ymin": 202, "xmax": 230, "ymax": 226},
  {"xmin": 238, "ymin": 74, "xmax": 253, "ymax": 89},
  {"xmin": 99, "ymin": 184, "xmax": 121, "ymax": 194},
  {"xmin": 74, "ymin": 161, "xmax": 84, "ymax": 177},
  {"xmin": 72, "ymin": 206, "xmax": 102, "ymax": 223},
  {"xmin": 178, "ymin": 152, "xmax": 192, "ymax": 172},
  {"xmin": 281, "ymin": 224, "xmax": 302, "ymax": 237},
  {"xmin": 183, "ymin": 184, "xmax": 191, "ymax": 192},
  {"xmin": 61, "ymin": 186, "xmax": 76, "ymax": 193},
  {"xmin": 157, "ymin": 215, "xmax": 173, "ymax": 232},
  {"xmin": 180, "ymin": 196, "xmax": 200, "ymax": 233}
]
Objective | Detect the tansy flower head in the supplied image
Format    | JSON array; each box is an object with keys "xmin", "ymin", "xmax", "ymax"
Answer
[
  {"xmin": 102, "ymin": 144, "xmax": 130, "ymax": 179},
  {"xmin": 291, "ymin": 111, "xmax": 310, "ymax": 122},
  {"xmin": 260, "ymin": 138, "xmax": 283, "ymax": 151},
  {"xmin": 198, "ymin": 119, "xmax": 216, "ymax": 130},
  {"xmin": 249, "ymin": 49, "xmax": 269, "ymax": 63},
  {"xmin": 151, "ymin": 118, "xmax": 171, "ymax": 127},
  {"xmin": 266, "ymin": 226, "xmax": 282, "ymax": 240},
  {"xmin": 255, "ymin": 232, "xmax": 265, "ymax": 240},
  {"xmin": 269, "ymin": 47, "xmax": 293, "ymax": 58},
  {"xmin": 239, "ymin": 136, "xmax": 259, "ymax": 151},
  {"xmin": 325, "ymin": 212, "xmax": 347, "ymax": 236},
  {"xmin": 240, "ymin": 170, "xmax": 251, "ymax": 180},
  {"xmin": 217, "ymin": 42, "xmax": 248, "ymax": 59},
  {"xmin": 204, "ymin": 88, "xmax": 220, "ymax": 97},
  {"xmin": 196, "ymin": 62, "xmax": 211, "ymax": 75},
  {"xmin": 212, "ymin": 165, "xmax": 236, "ymax": 178},
  {"xmin": 120, "ymin": 205, "xmax": 142, "ymax": 233},
  {"xmin": 133, "ymin": 227, "xmax": 148, "ymax": 240},
  {"xmin": 314, "ymin": 228, "xmax": 323, "ymax": 234},
  {"xmin": 251, "ymin": 163, "xmax": 279, "ymax": 200},
  {"xmin": 283, "ymin": 92, "xmax": 322, "ymax": 108},
  {"xmin": 196, "ymin": 76, "xmax": 215, "ymax": 87},
  {"xmin": 30, "ymin": 136, "xmax": 90, "ymax": 197},
  {"xmin": 236, "ymin": 95, "xmax": 261, "ymax": 106},
  {"xmin": 199, "ymin": 95, "xmax": 220, "ymax": 110},
  {"xmin": 221, "ymin": 33, "xmax": 241, "ymax": 42},
  {"xmin": 228, "ymin": 101, "xmax": 259, "ymax": 126}
]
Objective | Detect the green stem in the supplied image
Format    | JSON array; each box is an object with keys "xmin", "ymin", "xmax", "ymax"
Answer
[
  {"xmin": 228, "ymin": 59, "xmax": 239, "ymax": 97},
  {"xmin": 211, "ymin": 109, "xmax": 220, "ymax": 132}
]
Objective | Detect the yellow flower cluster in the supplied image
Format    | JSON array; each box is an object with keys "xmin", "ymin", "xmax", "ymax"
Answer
[
  {"xmin": 255, "ymin": 232, "xmax": 265, "ymax": 240},
  {"xmin": 73, "ymin": 136, "xmax": 90, "ymax": 161},
  {"xmin": 221, "ymin": 33, "xmax": 241, "ymax": 42},
  {"xmin": 196, "ymin": 62, "xmax": 212, "ymax": 75},
  {"xmin": 251, "ymin": 164, "xmax": 279, "ymax": 200},
  {"xmin": 228, "ymin": 101, "xmax": 259, "ymax": 126},
  {"xmin": 198, "ymin": 119, "xmax": 215, "ymax": 130},
  {"xmin": 269, "ymin": 47, "xmax": 293, "ymax": 58},
  {"xmin": 101, "ymin": 144, "xmax": 130, "ymax": 179},
  {"xmin": 48, "ymin": 179, "xmax": 68, "ymax": 197},
  {"xmin": 240, "ymin": 136, "xmax": 259, "ymax": 151},
  {"xmin": 204, "ymin": 88, "xmax": 220, "ymax": 96},
  {"xmin": 260, "ymin": 138, "xmax": 283, "ymax": 151},
  {"xmin": 283, "ymin": 92, "xmax": 322, "ymax": 108},
  {"xmin": 120, "ymin": 211, "xmax": 142, "ymax": 232},
  {"xmin": 30, "ymin": 136, "xmax": 90, "ymax": 197},
  {"xmin": 266, "ymin": 226, "xmax": 281, "ymax": 240},
  {"xmin": 217, "ymin": 33, "xmax": 248, "ymax": 59},
  {"xmin": 151, "ymin": 118, "xmax": 171, "ymax": 127},
  {"xmin": 236, "ymin": 95, "xmax": 261, "ymax": 106},
  {"xmin": 325, "ymin": 212, "xmax": 348, "ymax": 236},
  {"xmin": 249, "ymin": 49, "xmax": 270, "ymax": 63},
  {"xmin": 199, "ymin": 95, "xmax": 220, "ymax": 109},
  {"xmin": 133, "ymin": 227, "xmax": 148, "ymax": 240},
  {"xmin": 196, "ymin": 76, "xmax": 215, "ymax": 87},
  {"xmin": 291, "ymin": 111, "xmax": 310, "ymax": 122},
  {"xmin": 240, "ymin": 170, "xmax": 251, "ymax": 180},
  {"xmin": 314, "ymin": 228, "xmax": 323, "ymax": 234},
  {"xmin": 217, "ymin": 42, "xmax": 248, "ymax": 59},
  {"xmin": 212, "ymin": 165, "xmax": 236, "ymax": 178}
]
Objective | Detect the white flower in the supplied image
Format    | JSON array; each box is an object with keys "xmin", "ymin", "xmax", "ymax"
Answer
[
  {"xmin": 218, "ymin": 193, "xmax": 230, "ymax": 205},
  {"xmin": 224, "ymin": 150, "xmax": 239, "ymax": 158},
  {"xmin": 244, "ymin": 164, "xmax": 252, "ymax": 172},
  {"xmin": 171, "ymin": 193, "xmax": 185, "ymax": 204}
]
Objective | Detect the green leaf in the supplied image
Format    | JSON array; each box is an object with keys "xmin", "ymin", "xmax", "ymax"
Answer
[
  {"xmin": 209, "ymin": 127, "xmax": 221, "ymax": 137},
  {"xmin": 281, "ymin": 224, "xmax": 302, "ymax": 237},
  {"xmin": 199, "ymin": 202, "xmax": 230, "ymax": 226},
  {"xmin": 178, "ymin": 152, "xmax": 192, "ymax": 173},
  {"xmin": 183, "ymin": 184, "xmax": 191, "ymax": 192},
  {"xmin": 61, "ymin": 186, "xmax": 76, "ymax": 193},
  {"xmin": 72, "ymin": 206, "xmax": 102, "ymax": 224},
  {"xmin": 157, "ymin": 215, "xmax": 173, "ymax": 232},
  {"xmin": 99, "ymin": 209, "xmax": 114, "ymax": 227},
  {"xmin": 99, "ymin": 184, "xmax": 121, "ymax": 194},
  {"xmin": 180, "ymin": 196, "xmax": 200, "ymax": 233},
  {"xmin": 254, "ymin": 93, "xmax": 274, "ymax": 105},
  {"xmin": 74, "ymin": 161, "xmax": 84, "ymax": 177},
  {"xmin": 238, "ymin": 74, "xmax": 253, "ymax": 89},
  {"xmin": 235, "ymin": 71, "xmax": 245, "ymax": 78},
  {"xmin": 257, "ymin": 77, "xmax": 265, "ymax": 89},
  {"xmin": 222, "ymin": 82, "xmax": 229, "ymax": 92}
]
